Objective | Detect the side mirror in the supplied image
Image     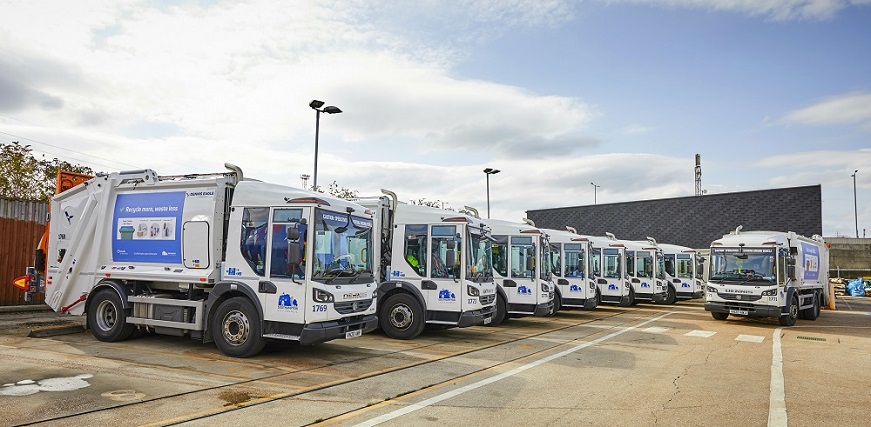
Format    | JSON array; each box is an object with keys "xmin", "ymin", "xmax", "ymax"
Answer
[
  {"xmin": 286, "ymin": 225, "xmax": 300, "ymax": 241},
  {"xmin": 526, "ymin": 256, "xmax": 535, "ymax": 271},
  {"xmin": 445, "ymin": 249, "xmax": 456, "ymax": 268},
  {"xmin": 786, "ymin": 264, "xmax": 796, "ymax": 280}
]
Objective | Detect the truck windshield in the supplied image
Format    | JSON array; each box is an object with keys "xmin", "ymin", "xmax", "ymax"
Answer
[
  {"xmin": 589, "ymin": 248, "xmax": 601, "ymax": 277},
  {"xmin": 709, "ymin": 247, "xmax": 776, "ymax": 284},
  {"xmin": 656, "ymin": 252, "xmax": 666, "ymax": 280},
  {"xmin": 467, "ymin": 226, "xmax": 493, "ymax": 281},
  {"xmin": 312, "ymin": 209, "xmax": 373, "ymax": 281},
  {"xmin": 548, "ymin": 243, "xmax": 561, "ymax": 278}
]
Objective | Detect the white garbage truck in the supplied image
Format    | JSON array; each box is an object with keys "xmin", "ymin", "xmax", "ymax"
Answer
[
  {"xmin": 14, "ymin": 164, "xmax": 378, "ymax": 357},
  {"xmin": 586, "ymin": 233, "xmax": 632, "ymax": 306},
  {"xmin": 659, "ymin": 243, "xmax": 705, "ymax": 303},
  {"xmin": 486, "ymin": 218, "xmax": 555, "ymax": 325},
  {"xmin": 542, "ymin": 227, "xmax": 599, "ymax": 312},
  {"xmin": 705, "ymin": 227, "xmax": 829, "ymax": 326},
  {"xmin": 353, "ymin": 191, "xmax": 497, "ymax": 339},
  {"xmin": 619, "ymin": 237, "xmax": 668, "ymax": 304}
]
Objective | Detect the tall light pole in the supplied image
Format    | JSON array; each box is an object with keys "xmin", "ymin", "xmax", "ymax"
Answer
[
  {"xmin": 309, "ymin": 100, "xmax": 342, "ymax": 191},
  {"xmin": 853, "ymin": 169, "xmax": 859, "ymax": 238},
  {"xmin": 591, "ymin": 182, "xmax": 601, "ymax": 205},
  {"xmin": 484, "ymin": 168, "xmax": 500, "ymax": 218}
]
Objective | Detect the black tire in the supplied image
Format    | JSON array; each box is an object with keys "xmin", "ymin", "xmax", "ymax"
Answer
[
  {"xmin": 662, "ymin": 285, "xmax": 677, "ymax": 305},
  {"xmin": 486, "ymin": 293, "xmax": 507, "ymax": 327},
  {"xmin": 779, "ymin": 295, "xmax": 799, "ymax": 327},
  {"xmin": 802, "ymin": 293, "xmax": 820, "ymax": 321},
  {"xmin": 380, "ymin": 293, "xmax": 426, "ymax": 339},
  {"xmin": 212, "ymin": 297, "xmax": 266, "ymax": 358},
  {"xmin": 553, "ymin": 293, "xmax": 562, "ymax": 314},
  {"xmin": 619, "ymin": 288, "xmax": 635, "ymax": 307},
  {"xmin": 88, "ymin": 288, "xmax": 136, "ymax": 342},
  {"xmin": 711, "ymin": 311, "xmax": 729, "ymax": 321}
]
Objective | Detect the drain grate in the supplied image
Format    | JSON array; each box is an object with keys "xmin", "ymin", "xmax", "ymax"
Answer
[{"xmin": 796, "ymin": 336, "xmax": 826, "ymax": 342}]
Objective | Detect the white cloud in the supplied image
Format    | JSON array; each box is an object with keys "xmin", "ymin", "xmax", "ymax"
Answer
[
  {"xmin": 782, "ymin": 92, "xmax": 871, "ymax": 130},
  {"xmin": 609, "ymin": 0, "xmax": 871, "ymax": 20}
]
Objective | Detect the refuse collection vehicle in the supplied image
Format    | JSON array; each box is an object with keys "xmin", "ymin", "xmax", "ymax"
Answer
[
  {"xmin": 705, "ymin": 226, "xmax": 829, "ymax": 326},
  {"xmin": 585, "ymin": 233, "xmax": 632, "ymax": 306},
  {"xmin": 618, "ymin": 237, "xmax": 668, "ymax": 304},
  {"xmin": 659, "ymin": 243, "xmax": 705, "ymax": 303},
  {"xmin": 352, "ymin": 191, "xmax": 497, "ymax": 339},
  {"xmin": 14, "ymin": 164, "xmax": 378, "ymax": 357},
  {"xmin": 542, "ymin": 227, "xmax": 598, "ymax": 312},
  {"xmin": 486, "ymin": 218, "xmax": 555, "ymax": 325}
]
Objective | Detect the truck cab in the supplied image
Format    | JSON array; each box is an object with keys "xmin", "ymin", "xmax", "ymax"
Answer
[
  {"xmin": 704, "ymin": 227, "xmax": 829, "ymax": 326},
  {"xmin": 621, "ymin": 238, "xmax": 668, "ymax": 304},
  {"xmin": 486, "ymin": 218, "xmax": 555, "ymax": 325},
  {"xmin": 354, "ymin": 191, "xmax": 497, "ymax": 339},
  {"xmin": 659, "ymin": 243, "xmax": 705, "ymax": 303},
  {"xmin": 586, "ymin": 234, "xmax": 631, "ymax": 306},
  {"xmin": 542, "ymin": 227, "xmax": 598, "ymax": 312}
]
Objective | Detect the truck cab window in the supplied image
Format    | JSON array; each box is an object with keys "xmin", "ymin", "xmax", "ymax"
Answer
[
  {"xmin": 270, "ymin": 208, "xmax": 304, "ymax": 279},
  {"xmin": 404, "ymin": 224, "xmax": 428, "ymax": 276},
  {"xmin": 431, "ymin": 225, "xmax": 458, "ymax": 279},
  {"xmin": 492, "ymin": 235, "xmax": 509, "ymax": 276},
  {"xmin": 564, "ymin": 244, "xmax": 584, "ymax": 278},
  {"xmin": 240, "ymin": 207, "xmax": 269, "ymax": 276}
]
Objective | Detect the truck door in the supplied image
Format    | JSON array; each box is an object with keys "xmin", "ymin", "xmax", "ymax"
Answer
[
  {"xmin": 427, "ymin": 225, "xmax": 462, "ymax": 313},
  {"xmin": 508, "ymin": 236, "xmax": 537, "ymax": 310},
  {"xmin": 598, "ymin": 248, "xmax": 625, "ymax": 302},
  {"xmin": 261, "ymin": 208, "xmax": 307, "ymax": 325}
]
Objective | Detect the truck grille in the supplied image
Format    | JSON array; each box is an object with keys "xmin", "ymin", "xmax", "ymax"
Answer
[
  {"xmin": 479, "ymin": 294, "xmax": 496, "ymax": 305},
  {"xmin": 335, "ymin": 299, "xmax": 373, "ymax": 314},
  {"xmin": 718, "ymin": 293, "xmax": 762, "ymax": 302}
]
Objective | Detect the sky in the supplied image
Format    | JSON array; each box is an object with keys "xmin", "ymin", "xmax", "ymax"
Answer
[{"xmin": 1, "ymin": 0, "xmax": 870, "ymax": 237}]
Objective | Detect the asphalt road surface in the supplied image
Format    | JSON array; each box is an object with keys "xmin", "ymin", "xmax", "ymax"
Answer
[{"xmin": 1, "ymin": 295, "xmax": 869, "ymax": 427}]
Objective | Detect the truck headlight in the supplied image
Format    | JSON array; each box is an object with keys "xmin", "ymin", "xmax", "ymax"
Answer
[
  {"xmin": 541, "ymin": 282, "xmax": 550, "ymax": 293},
  {"xmin": 313, "ymin": 288, "xmax": 334, "ymax": 303},
  {"xmin": 467, "ymin": 285, "xmax": 480, "ymax": 296},
  {"xmin": 761, "ymin": 289, "xmax": 777, "ymax": 296}
]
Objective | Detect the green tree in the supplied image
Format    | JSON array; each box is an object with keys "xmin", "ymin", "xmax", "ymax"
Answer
[
  {"xmin": 0, "ymin": 142, "xmax": 94, "ymax": 201},
  {"xmin": 410, "ymin": 198, "xmax": 453, "ymax": 211}
]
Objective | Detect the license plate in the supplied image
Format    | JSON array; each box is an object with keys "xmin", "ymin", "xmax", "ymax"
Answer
[
  {"xmin": 483, "ymin": 316, "xmax": 492, "ymax": 325},
  {"xmin": 729, "ymin": 309, "xmax": 749, "ymax": 316},
  {"xmin": 345, "ymin": 329, "xmax": 362, "ymax": 339}
]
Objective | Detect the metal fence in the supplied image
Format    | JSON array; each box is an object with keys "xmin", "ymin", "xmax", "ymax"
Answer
[{"xmin": 0, "ymin": 199, "xmax": 48, "ymax": 306}]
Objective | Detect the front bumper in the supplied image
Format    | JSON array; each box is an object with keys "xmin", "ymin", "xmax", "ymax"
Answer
[
  {"xmin": 457, "ymin": 304, "xmax": 497, "ymax": 327},
  {"xmin": 704, "ymin": 301, "xmax": 782, "ymax": 318},
  {"xmin": 298, "ymin": 314, "xmax": 378, "ymax": 345}
]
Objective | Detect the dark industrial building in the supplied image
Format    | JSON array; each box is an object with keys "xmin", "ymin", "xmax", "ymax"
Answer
[{"xmin": 527, "ymin": 185, "xmax": 822, "ymax": 250}]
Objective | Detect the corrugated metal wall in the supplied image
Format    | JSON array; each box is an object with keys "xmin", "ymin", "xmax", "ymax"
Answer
[{"xmin": 0, "ymin": 199, "xmax": 48, "ymax": 306}]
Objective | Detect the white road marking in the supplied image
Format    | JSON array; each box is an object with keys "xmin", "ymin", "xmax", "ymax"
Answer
[
  {"xmin": 643, "ymin": 326, "xmax": 671, "ymax": 334},
  {"xmin": 352, "ymin": 312, "xmax": 673, "ymax": 427},
  {"xmin": 685, "ymin": 330, "xmax": 716, "ymax": 338},
  {"xmin": 768, "ymin": 327, "xmax": 787, "ymax": 427},
  {"xmin": 736, "ymin": 334, "xmax": 765, "ymax": 343}
]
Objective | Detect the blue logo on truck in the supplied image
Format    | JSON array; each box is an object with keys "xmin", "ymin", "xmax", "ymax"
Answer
[
  {"xmin": 517, "ymin": 285, "xmax": 532, "ymax": 295},
  {"xmin": 438, "ymin": 289, "xmax": 456, "ymax": 302},
  {"xmin": 800, "ymin": 242, "xmax": 820, "ymax": 280},
  {"xmin": 112, "ymin": 192, "xmax": 185, "ymax": 263},
  {"xmin": 278, "ymin": 293, "xmax": 299, "ymax": 312}
]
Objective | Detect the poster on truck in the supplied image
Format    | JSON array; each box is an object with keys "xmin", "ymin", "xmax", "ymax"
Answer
[
  {"xmin": 800, "ymin": 242, "xmax": 820, "ymax": 280},
  {"xmin": 112, "ymin": 191, "xmax": 185, "ymax": 263}
]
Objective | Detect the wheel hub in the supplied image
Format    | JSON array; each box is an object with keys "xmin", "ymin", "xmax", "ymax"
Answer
[
  {"xmin": 222, "ymin": 310, "xmax": 250, "ymax": 346},
  {"xmin": 390, "ymin": 304, "xmax": 413, "ymax": 330},
  {"xmin": 95, "ymin": 300, "xmax": 118, "ymax": 331}
]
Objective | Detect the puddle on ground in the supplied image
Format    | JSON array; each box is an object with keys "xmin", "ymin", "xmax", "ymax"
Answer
[{"xmin": 1, "ymin": 374, "xmax": 93, "ymax": 396}]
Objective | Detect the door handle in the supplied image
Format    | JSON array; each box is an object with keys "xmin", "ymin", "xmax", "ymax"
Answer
[
  {"xmin": 421, "ymin": 280, "xmax": 438, "ymax": 290},
  {"xmin": 258, "ymin": 281, "xmax": 277, "ymax": 294},
  {"xmin": 597, "ymin": 278, "xmax": 607, "ymax": 284},
  {"xmin": 557, "ymin": 278, "xmax": 569, "ymax": 286},
  {"xmin": 503, "ymin": 279, "xmax": 517, "ymax": 287}
]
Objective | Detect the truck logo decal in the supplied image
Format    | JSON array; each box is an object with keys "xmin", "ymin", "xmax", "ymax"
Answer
[
  {"xmin": 64, "ymin": 210, "xmax": 74, "ymax": 224},
  {"xmin": 569, "ymin": 284, "xmax": 581, "ymax": 292},
  {"xmin": 608, "ymin": 284, "xmax": 618, "ymax": 290},
  {"xmin": 682, "ymin": 282, "xmax": 691, "ymax": 288},
  {"xmin": 800, "ymin": 242, "xmax": 820, "ymax": 280},
  {"xmin": 438, "ymin": 289, "xmax": 456, "ymax": 302},
  {"xmin": 278, "ymin": 293, "xmax": 299, "ymax": 312},
  {"xmin": 641, "ymin": 282, "xmax": 650, "ymax": 288},
  {"xmin": 517, "ymin": 285, "xmax": 532, "ymax": 295},
  {"xmin": 112, "ymin": 192, "xmax": 185, "ymax": 264},
  {"xmin": 226, "ymin": 268, "xmax": 242, "ymax": 276}
]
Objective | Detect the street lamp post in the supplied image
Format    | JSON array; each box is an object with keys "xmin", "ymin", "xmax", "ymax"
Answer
[
  {"xmin": 853, "ymin": 170, "xmax": 859, "ymax": 238},
  {"xmin": 309, "ymin": 100, "xmax": 342, "ymax": 191},
  {"xmin": 591, "ymin": 182, "xmax": 601, "ymax": 205},
  {"xmin": 484, "ymin": 168, "xmax": 500, "ymax": 218}
]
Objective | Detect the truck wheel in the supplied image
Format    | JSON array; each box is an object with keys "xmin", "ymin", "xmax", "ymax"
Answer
[
  {"xmin": 662, "ymin": 285, "xmax": 677, "ymax": 305},
  {"xmin": 212, "ymin": 297, "xmax": 266, "ymax": 358},
  {"xmin": 380, "ymin": 293, "xmax": 425, "ymax": 339},
  {"xmin": 711, "ymin": 311, "xmax": 729, "ymax": 321},
  {"xmin": 553, "ymin": 293, "xmax": 562, "ymax": 314},
  {"xmin": 779, "ymin": 295, "xmax": 799, "ymax": 327},
  {"xmin": 486, "ymin": 294, "xmax": 507, "ymax": 327},
  {"xmin": 802, "ymin": 293, "xmax": 820, "ymax": 321},
  {"xmin": 619, "ymin": 288, "xmax": 635, "ymax": 307},
  {"xmin": 88, "ymin": 289, "xmax": 136, "ymax": 342}
]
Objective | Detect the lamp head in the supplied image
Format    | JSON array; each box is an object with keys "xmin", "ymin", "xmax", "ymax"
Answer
[
  {"xmin": 309, "ymin": 99, "xmax": 325, "ymax": 109},
  {"xmin": 323, "ymin": 106, "xmax": 342, "ymax": 114}
]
